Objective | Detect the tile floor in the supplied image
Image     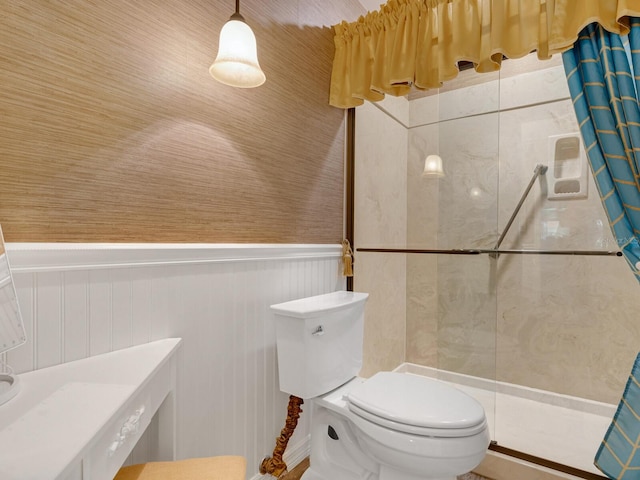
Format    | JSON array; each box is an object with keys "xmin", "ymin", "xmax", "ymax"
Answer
[{"xmin": 280, "ymin": 458, "xmax": 491, "ymax": 480}]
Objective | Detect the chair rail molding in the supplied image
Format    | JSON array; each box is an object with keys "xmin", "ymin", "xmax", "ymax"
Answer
[{"xmin": 6, "ymin": 243, "xmax": 342, "ymax": 273}]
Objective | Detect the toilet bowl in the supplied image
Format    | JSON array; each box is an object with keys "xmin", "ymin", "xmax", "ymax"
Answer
[
  {"xmin": 345, "ymin": 372, "xmax": 489, "ymax": 479},
  {"xmin": 271, "ymin": 292, "xmax": 490, "ymax": 480},
  {"xmin": 304, "ymin": 374, "xmax": 490, "ymax": 480}
]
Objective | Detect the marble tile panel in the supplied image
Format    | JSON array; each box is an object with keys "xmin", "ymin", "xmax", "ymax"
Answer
[
  {"xmin": 496, "ymin": 253, "xmax": 640, "ymax": 404},
  {"xmin": 406, "ymin": 254, "xmax": 438, "ymax": 367},
  {"xmin": 406, "ymin": 125, "xmax": 440, "ymax": 368},
  {"xmin": 356, "ymin": 50, "xmax": 640, "ymax": 418},
  {"xmin": 498, "ymin": 100, "xmax": 612, "ymax": 252},
  {"xmin": 436, "ymin": 255, "xmax": 497, "ymax": 378},
  {"xmin": 377, "ymin": 94, "xmax": 410, "ymax": 127},
  {"xmin": 499, "ymin": 64, "xmax": 570, "ymax": 111},
  {"xmin": 438, "ymin": 113, "xmax": 499, "ymax": 249},
  {"xmin": 498, "ymin": 52, "xmax": 564, "ymax": 79},
  {"xmin": 437, "ymin": 68, "xmax": 500, "ymax": 96},
  {"xmin": 407, "ymin": 124, "xmax": 439, "ymax": 247},
  {"xmin": 438, "ymin": 79, "xmax": 499, "ymax": 122},
  {"xmin": 354, "ymin": 101, "xmax": 407, "ymax": 247},
  {"xmin": 409, "ymin": 94, "xmax": 439, "ymax": 127},
  {"xmin": 355, "ymin": 252, "xmax": 406, "ymax": 377}
]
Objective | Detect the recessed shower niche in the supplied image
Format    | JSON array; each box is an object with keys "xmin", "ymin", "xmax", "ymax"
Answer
[{"xmin": 547, "ymin": 133, "xmax": 588, "ymax": 200}]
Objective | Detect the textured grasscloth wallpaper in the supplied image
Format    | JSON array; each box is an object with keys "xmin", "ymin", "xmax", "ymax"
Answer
[{"xmin": 0, "ymin": 1, "xmax": 363, "ymax": 243}]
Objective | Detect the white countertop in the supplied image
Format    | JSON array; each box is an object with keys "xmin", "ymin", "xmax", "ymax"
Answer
[{"xmin": 0, "ymin": 338, "xmax": 182, "ymax": 480}]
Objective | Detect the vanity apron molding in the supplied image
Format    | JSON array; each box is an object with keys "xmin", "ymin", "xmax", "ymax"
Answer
[{"xmin": 0, "ymin": 338, "xmax": 182, "ymax": 480}]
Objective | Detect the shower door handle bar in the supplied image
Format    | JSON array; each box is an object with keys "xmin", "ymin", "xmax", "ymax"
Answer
[
  {"xmin": 356, "ymin": 248, "xmax": 622, "ymax": 256},
  {"xmin": 493, "ymin": 164, "xmax": 548, "ymax": 253},
  {"xmin": 356, "ymin": 164, "xmax": 624, "ymax": 258},
  {"xmin": 477, "ymin": 249, "xmax": 622, "ymax": 256},
  {"xmin": 356, "ymin": 248, "xmax": 482, "ymax": 255}
]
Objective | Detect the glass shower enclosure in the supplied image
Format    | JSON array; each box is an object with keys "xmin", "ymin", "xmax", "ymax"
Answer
[{"xmin": 353, "ymin": 53, "xmax": 639, "ymax": 477}]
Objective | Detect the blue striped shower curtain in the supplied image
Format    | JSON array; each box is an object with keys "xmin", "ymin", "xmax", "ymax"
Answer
[{"xmin": 563, "ymin": 19, "xmax": 640, "ymax": 283}]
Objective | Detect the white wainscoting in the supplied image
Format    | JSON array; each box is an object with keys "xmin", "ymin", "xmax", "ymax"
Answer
[{"xmin": 3, "ymin": 244, "xmax": 343, "ymax": 478}]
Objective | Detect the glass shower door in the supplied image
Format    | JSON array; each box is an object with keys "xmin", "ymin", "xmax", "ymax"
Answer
[{"xmin": 405, "ymin": 69, "xmax": 501, "ymax": 440}]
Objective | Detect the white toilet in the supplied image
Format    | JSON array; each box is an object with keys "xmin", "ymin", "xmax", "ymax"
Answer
[{"xmin": 271, "ymin": 291, "xmax": 490, "ymax": 480}]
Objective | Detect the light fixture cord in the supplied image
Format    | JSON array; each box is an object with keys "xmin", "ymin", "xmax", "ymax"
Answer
[
  {"xmin": 259, "ymin": 395, "xmax": 304, "ymax": 478},
  {"xmin": 230, "ymin": 0, "xmax": 244, "ymax": 22}
]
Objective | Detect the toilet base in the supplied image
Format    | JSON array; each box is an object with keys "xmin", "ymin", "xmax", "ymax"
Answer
[
  {"xmin": 298, "ymin": 374, "xmax": 489, "ymax": 480},
  {"xmin": 302, "ymin": 465, "xmax": 456, "ymax": 480},
  {"xmin": 380, "ymin": 464, "xmax": 456, "ymax": 480},
  {"xmin": 303, "ymin": 401, "xmax": 484, "ymax": 480},
  {"xmin": 300, "ymin": 468, "xmax": 326, "ymax": 480}
]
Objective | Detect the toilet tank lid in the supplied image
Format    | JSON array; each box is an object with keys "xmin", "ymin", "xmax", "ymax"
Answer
[
  {"xmin": 270, "ymin": 291, "xmax": 368, "ymax": 319},
  {"xmin": 347, "ymin": 372, "xmax": 485, "ymax": 429}
]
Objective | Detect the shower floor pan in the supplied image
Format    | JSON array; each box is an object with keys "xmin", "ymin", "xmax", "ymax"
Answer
[{"xmin": 395, "ymin": 363, "xmax": 615, "ymax": 478}]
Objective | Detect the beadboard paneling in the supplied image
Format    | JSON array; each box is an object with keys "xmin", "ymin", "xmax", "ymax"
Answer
[
  {"xmin": 5, "ymin": 244, "xmax": 343, "ymax": 477},
  {"xmin": 0, "ymin": 1, "xmax": 364, "ymax": 243}
]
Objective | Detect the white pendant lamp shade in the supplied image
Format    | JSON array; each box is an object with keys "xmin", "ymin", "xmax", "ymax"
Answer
[
  {"xmin": 210, "ymin": 10, "xmax": 266, "ymax": 88},
  {"xmin": 422, "ymin": 154, "xmax": 444, "ymax": 177}
]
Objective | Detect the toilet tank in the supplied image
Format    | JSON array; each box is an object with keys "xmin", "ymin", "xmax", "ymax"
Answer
[{"xmin": 271, "ymin": 291, "xmax": 369, "ymax": 399}]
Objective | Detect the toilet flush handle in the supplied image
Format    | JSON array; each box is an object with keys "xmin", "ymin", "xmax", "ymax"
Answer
[{"xmin": 312, "ymin": 325, "xmax": 325, "ymax": 336}]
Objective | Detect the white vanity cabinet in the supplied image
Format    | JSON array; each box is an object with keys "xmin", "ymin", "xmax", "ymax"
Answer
[{"xmin": 0, "ymin": 338, "xmax": 181, "ymax": 480}]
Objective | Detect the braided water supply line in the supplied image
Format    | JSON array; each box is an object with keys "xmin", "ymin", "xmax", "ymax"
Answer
[{"xmin": 259, "ymin": 395, "xmax": 304, "ymax": 478}]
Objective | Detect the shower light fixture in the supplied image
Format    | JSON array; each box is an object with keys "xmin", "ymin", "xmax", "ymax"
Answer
[
  {"xmin": 422, "ymin": 154, "xmax": 444, "ymax": 177},
  {"xmin": 210, "ymin": 0, "xmax": 266, "ymax": 88}
]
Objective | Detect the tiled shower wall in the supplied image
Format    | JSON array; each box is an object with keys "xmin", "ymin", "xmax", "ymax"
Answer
[
  {"xmin": 3, "ymin": 244, "xmax": 343, "ymax": 478},
  {"xmin": 355, "ymin": 54, "xmax": 640, "ymax": 405},
  {"xmin": 354, "ymin": 100, "xmax": 408, "ymax": 378}
]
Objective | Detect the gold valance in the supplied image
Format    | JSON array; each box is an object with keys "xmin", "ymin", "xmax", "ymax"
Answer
[{"xmin": 330, "ymin": 0, "xmax": 640, "ymax": 108}]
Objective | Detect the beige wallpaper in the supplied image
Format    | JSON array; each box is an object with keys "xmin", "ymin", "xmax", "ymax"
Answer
[{"xmin": 0, "ymin": 1, "xmax": 363, "ymax": 243}]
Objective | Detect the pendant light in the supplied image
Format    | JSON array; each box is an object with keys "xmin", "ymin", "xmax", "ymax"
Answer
[
  {"xmin": 422, "ymin": 154, "xmax": 444, "ymax": 177},
  {"xmin": 210, "ymin": 0, "xmax": 266, "ymax": 88}
]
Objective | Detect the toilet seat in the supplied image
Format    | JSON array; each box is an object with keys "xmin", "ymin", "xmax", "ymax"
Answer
[
  {"xmin": 347, "ymin": 372, "xmax": 486, "ymax": 437},
  {"xmin": 348, "ymin": 402, "xmax": 487, "ymax": 437}
]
